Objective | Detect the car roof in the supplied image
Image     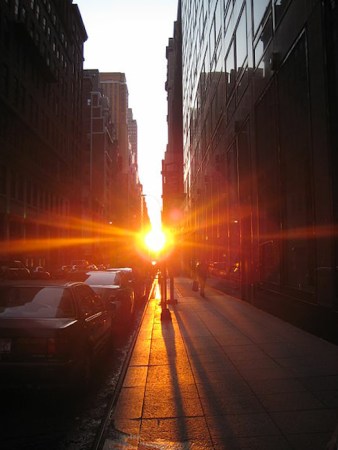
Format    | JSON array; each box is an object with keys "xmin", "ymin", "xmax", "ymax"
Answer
[{"xmin": 86, "ymin": 270, "xmax": 110, "ymax": 274}]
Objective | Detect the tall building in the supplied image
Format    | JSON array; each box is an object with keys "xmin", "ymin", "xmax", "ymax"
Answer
[
  {"xmin": 128, "ymin": 107, "xmax": 138, "ymax": 173},
  {"xmin": 0, "ymin": 0, "xmax": 87, "ymax": 268},
  {"xmin": 179, "ymin": 0, "xmax": 337, "ymax": 339},
  {"xmin": 98, "ymin": 72, "xmax": 130, "ymax": 231},
  {"xmin": 99, "ymin": 72, "xmax": 129, "ymax": 174},
  {"xmin": 99, "ymin": 72, "xmax": 142, "ymax": 235},
  {"xmin": 127, "ymin": 107, "xmax": 143, "ymax": 232},
  {"xmin": 82, "ymin": 69, "xmax": 119, "ymax": 263},
  {"xmin": 163, "ymin": 1, "xmax": 184, "ymax": 271},
  {"xmin": 82, "ymin": 71, "xmax": 144, "ymax": 265}
]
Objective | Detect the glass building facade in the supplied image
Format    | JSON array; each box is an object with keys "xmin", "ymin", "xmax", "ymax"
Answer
[{"xmin": 181, "ymin": 0, "xmax": 337, "ymax": 336}]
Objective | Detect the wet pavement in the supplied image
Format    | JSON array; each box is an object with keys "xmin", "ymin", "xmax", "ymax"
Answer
[{"xmin": 102, "ymin": 277, "xmax": 338, "ymax": 449}]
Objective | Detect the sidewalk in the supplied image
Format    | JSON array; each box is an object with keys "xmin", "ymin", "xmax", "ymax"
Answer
[{"xmin": 102, "ymin": 277, "xmax": 338, "ymax": 450}]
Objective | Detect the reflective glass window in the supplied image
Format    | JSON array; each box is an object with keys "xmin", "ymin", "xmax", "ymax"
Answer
[
  {"xmin": 224, "ymin": 0, "xmax": 233, "ymax": 35},
  {"xmin": 209, "ymin": 19, "xmax": 216, "ymax": 66},
  {"xmin": 253, "ymin": 0, "xmax": 270, "ymax": 34},
  {"xmin": 236, "ymin": 6, "xmax": 247, "ymax": 71},
  {"xmin": 254, "ymin": 13, "xmax": 272, "ymax": 68},
  {"xmin": 225, "ymin": 40, "xmax": 235, "ymax": 98},
  {"xmin": 0, "ymin": 287, "xmax": 75, "ymax": 318},
  {"xmin": 215, "ymin": 0, "xmax": 222, "ymax": 43},
  {"xmin": 254, "ymin": 39, "xmax": 264, "ymax": 68},
  {"xmin": 274, "ymin": 0, "xmax": 291, "ymax": 26}
]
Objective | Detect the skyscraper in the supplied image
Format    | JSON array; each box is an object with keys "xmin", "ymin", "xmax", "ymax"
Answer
[{"xmin": 0, "ymin": 0, "xmax": 87, "ymax": 267}]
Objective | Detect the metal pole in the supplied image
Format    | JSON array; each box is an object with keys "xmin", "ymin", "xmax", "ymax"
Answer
[
  {"xmin": 160, "ymin": 261, "xmax": 171, "ymax": 321},
  {"xmin": 167, "ymin": 275, "xmax": 177, "ymax": 305}
]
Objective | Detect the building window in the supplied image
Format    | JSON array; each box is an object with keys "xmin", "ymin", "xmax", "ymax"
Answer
[
  {"xmin": 254, "ymin": 13, "xmax": 273, "ymax": 70},
  {"xmin": 14, "ymin": 0, "xmax": 19, "ymax": 17},
  {"xmin": 0, "ymin": 165, "xmax": 6, "ymax": 195},
  {"xmin": 20, "ymin": 6, "xmax": 26, "ymax": 22},
  {"xmin": 274, "ymin": 0, "xmax": 291, "ymax": 26},
  {"xmin": 254, "ymin": 39, "xmax": 264, "ymax": 69},
  {"xmin": 252, "ymin": 0, "xmax": 270, "ymax": 35},
  {"xmin": 225, "ymin": 40, "xmax": 235, "ymax": 99},
  {"xmin": 235, "ymin": 6, "xmax": 247, "ymax": 73},
  {"xmin": 209, "ymin": 18, "xmax": 216, "ymax": 69},
  {"xmin": 0, "ymin": 63, "xmax": 9, "ymax": 95},
  {"xmin": 224, "ymin": 0, "xmax": 233, "ymax": 36},
  {"xmin": 215, "ymin": 0, "xmax": 222, "ymax": 45},
  {"xmin": 13, "ymin": 76, "xmax": 19, "ymax": 106},
  {"xmin": 278, "ymin": 34, "xmax": 314, "ymax": 291},
  {"xmin": 29, "ymin": 21, "xmax": 35, "ymax": 39}
]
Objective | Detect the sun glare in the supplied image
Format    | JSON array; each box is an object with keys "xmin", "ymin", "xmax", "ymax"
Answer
[{"xmin": 144, "ymin": 228, "xmax": 166, "ymax": 254}]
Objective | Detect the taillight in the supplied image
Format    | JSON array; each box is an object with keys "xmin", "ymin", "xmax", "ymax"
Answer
[
  {"xmin": 47, "ymin": 337, "xmax": 68, "ymax": 357},
  {"xmin": 47, "ymin": 338, "xmax": 56, "ymax": 356}
]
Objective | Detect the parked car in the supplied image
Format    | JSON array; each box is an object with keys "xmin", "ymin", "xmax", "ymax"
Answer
[
  {"xmin": 69, "ymin": 260, "xmax": 98, "ymax": 272},
  {"xmin": 0, "ymin": 260, "xmax": 30, "ymax": 279},
  {"xmin": 208, "ymin": 262, "xmax": 227, "ymax": 278},
  {"xmin": 52, "ymin": 265, "xmax": 72, "ymax": 279},
  {"xmin": 0, "ymin": 280, "xmax": 114, "ymax": 389},
  {"xmin": 70, "ymin": 259, "xmax": 89, "ymax": 270},
  {"xmin": 78, "ymin": 270, "xmax": 135, "ymax": 329},
  {"xmin": 107, "ymin": 267, "xmax": 147, "ymax": 304},
  {"xmin": 30, "ymin": 266, "xmax": 51, "ymax": 279}
]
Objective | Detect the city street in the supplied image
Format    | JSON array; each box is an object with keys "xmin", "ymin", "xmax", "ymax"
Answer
[{"xmin": 0, "ymin": 1, "xmax": 337, "ymax": 449}]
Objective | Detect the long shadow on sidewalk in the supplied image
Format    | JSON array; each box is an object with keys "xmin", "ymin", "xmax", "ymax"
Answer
[{"xmin": 171, "ymin": 284, "xmax": 293, "ymax": 449}]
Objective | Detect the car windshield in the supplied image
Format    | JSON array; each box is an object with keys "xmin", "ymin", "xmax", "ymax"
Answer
[
  {"xmin": 0, "ymin": 286, "xmax": 75, "ymax": 318},
  {"xmin": 83, "ymin": 272, "xmax": 120, "ymax": 286}
]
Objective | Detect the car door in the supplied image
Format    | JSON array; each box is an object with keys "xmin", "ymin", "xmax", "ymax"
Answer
[
  {"xmin": 117, "ymin": 272, "xmax": 135, "ymax": 317},
  {"xmin": 89, "ymin": 286, "xmax": 112, "ymax": 343},
  {"xmin": 74, "ymin": 284, "xmax": 110, "ymax": 354}
]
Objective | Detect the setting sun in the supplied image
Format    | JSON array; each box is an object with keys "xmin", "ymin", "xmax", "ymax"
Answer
[{"xmin": 144, "ymin": 228, "xmax": 166, "ymax": 253}]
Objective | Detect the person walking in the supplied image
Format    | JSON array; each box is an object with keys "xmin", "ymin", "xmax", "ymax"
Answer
[{"xmin": 196, "ymin": 260, "xmax": 208, "ymax": 297}]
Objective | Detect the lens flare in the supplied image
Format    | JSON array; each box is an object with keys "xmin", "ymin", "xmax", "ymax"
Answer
[{"xmin": 144, "ymin": 228, "xmax": 166, "ymax": 253}]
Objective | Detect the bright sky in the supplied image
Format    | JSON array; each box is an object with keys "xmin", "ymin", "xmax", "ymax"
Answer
[{"xmin": 75, "ymin": 0, "xmax": 178, "ymax": 228}]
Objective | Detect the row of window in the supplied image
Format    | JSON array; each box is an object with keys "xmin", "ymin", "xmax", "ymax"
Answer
[
  {"xmin": 0, "ymin": 62, "xmax": 75, "ymax": 160},
  {"xmin": 9, "ymin": 0, "xmax": 83, "ymax": 81},
  {"xmin": 183, "ymin": 0, "xmax": 292, "ymax": 148},
  {"xmin": 0, "ymin": 165, "xmax": 69, "ymax": 216}
]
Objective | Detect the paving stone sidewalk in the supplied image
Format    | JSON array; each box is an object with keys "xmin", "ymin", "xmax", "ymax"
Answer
[{"xmin": 102, "ymin": 277, "xmax": 338, "ymax": 450}]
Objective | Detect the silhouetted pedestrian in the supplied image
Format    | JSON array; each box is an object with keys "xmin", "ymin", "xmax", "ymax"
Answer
[{"xmin": 196, "ymin": 260, "xmax": 208, "ymax": 297}]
